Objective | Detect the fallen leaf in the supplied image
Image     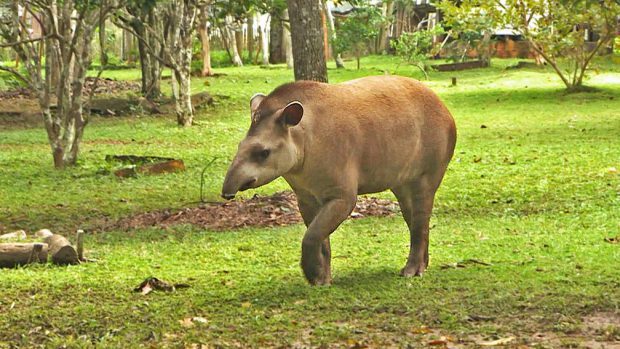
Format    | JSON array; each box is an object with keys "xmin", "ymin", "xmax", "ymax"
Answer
[
  {"xmin": 466, "ymin": 314, "xmax": 496, "ymax": 322},
  {"xmin": 477, "ymin": 336, "xmax": 515, "ymax": 346},
  {"xmin": 133, "ymin": 277, "xmax": 187, "ymax": 295},
  {"xmin": 179, "ymin": 317, "xmax": 195, "ymax": 328},
  {"xmin": 192, "ymin": 317, "xmax": 208, "ymax": 324},
  {"xmin": 241, "ymin": 302, "xmax": 252, "ymax": 308},
  {"xmin": 411, "ymin": 325, "xmax": 433, "ymax": 334},
  {"xmin": 441, "ymin": 259, "xmax": 491, "ymax": 269},
  {"xmin": 604, "ymin": 236, "xmax": 619, "ymax": 244},
  {"xmin": 140, "ymin": 283, "xmax": 153, "ymax": 295},
  {"xmin": 428, "ymin": 339, "xmax": 448, "ymax": 346}
]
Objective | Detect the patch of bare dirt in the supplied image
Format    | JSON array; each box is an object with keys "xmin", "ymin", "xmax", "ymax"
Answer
[
  {"xmin": 84, "ymin": 77, "xmax": 140, "ymax": 95},
  {"xmin": 110, "ymin": 191, "xmax": 399, "ymax": 231},
  {"xmin": 0, "ymin": 87, "xmax": 35, "ymax": 100}
]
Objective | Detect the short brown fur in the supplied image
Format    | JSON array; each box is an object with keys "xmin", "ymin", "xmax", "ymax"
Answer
[{"xmin": 222, "ymin": 76, "xmax": 456, "ymax": 285}]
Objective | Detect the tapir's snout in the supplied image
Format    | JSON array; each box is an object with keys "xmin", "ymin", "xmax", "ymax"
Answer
[
  {"xmin": 221, "ymin": 159, "xmax": 259, "ymax": 200},
  {"xmin": 221, "ymin": 193, "xmax": 236, "ymax": 200}
]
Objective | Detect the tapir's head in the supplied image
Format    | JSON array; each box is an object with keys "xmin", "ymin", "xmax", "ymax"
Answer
[{"xmin": 221, "ymin": 93, "xmax": 304, "ymax": 199}]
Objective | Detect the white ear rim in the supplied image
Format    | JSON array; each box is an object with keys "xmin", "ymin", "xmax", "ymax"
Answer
[{"xmin": 250, "ymin": 93, "xmax": 266, "ymax": 113}]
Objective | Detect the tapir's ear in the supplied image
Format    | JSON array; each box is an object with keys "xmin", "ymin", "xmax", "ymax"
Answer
[
  {"xmin": 280, "ymin": 101, "xmax": 304, "ymax": 127},
  {"xmin": 250, "ymin": 93, "xmax": 266, "ymax": 113}
]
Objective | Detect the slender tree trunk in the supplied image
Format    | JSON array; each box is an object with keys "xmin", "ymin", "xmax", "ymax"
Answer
[
  {"xmin": 320, "ymin": 4, "xmax": 329, "ymax": 61},
  {"xmin": 282, "ymin": 10, "xmax": 294, "ymax": 69},
  {"xmin": 323, "ymin": 1, "xmax": 344, "ymax": 68},
  {"xmin": 260, "ymin": 22, "xmax": 270, "ymax": 66},
  {"xmin": 247, "ymin": 14, "xmax": 255, "ymax": 62},
  {"xmin": 286, "ymin": 0, "xmax": 328, "ymax": 82},
  {"xmin": 235, "ymin": 26, "xmax": 244, "ymax": 62},
  {"xmin": 226, "ymin": 17, "xmax": 243, "ymax": 66},
  {"xmin": 99, "ymin": 18, "xmax": 108, "ymax": 67},
  {"xmin": 198, "ymin": 6, "xmax": 213, "ymax": 76},
  {"xmin": 377, "ymin": 0, "xmax": 393, "ymax": 53}
]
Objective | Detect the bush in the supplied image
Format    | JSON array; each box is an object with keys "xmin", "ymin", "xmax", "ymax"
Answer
[{"xmin": 391, "ymin": 26, "xmax": 444, "ymax": 79}]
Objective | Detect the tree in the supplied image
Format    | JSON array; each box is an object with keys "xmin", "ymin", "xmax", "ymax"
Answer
[
  {"xmin": 439, "ymin": 0, "xmax": 620, "ymax": 91},
  {"xmin": 0, "ymin": 0, "xmax": 116, "ymax": 168},
  {"xmin": 286, "ymin": 0, "xmax": 328, "ymax": 82},
  {"xmin": 120, "ymin": 0, "xmax": 163, "ymax": 100},
  {"xmin": 438, "ymin": 2, "xmax": 494, "ymax": 64},
  {"xmin": 334, "ymin": 6, "xmax": 383, "ymax": 70},
  {"xmin": 115, "ymin": 0, "xmax": 199, "ymax": 126}
]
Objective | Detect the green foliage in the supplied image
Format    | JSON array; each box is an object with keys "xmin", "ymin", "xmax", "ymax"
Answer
[
  {"xmin": 391, "ymin": 26, "xmax": 444, "ymax": 79},
  {"xmin": 439, "ymin": 0, "xmax": 620, "ymax": 89},
  {"xmin": 334, "ymin": 6, "xmax": 384, "ymax": 69}
]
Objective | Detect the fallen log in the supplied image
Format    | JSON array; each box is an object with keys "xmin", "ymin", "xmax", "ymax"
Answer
[
  {"xmin": 44, "ymin": 234, "xmax": 79, "ymax": 265},
  {"xmin": 0, "ymin": 243, "xmax": 48, "ymax": 268},
  {"xmin": 114, "ymin": 159, "xmax": 186, "ymax": 178}
]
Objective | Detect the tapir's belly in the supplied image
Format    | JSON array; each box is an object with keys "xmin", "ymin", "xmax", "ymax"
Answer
[{"xmin": 354, "ymin": 131, "xmax": 424, "ymax": 194}]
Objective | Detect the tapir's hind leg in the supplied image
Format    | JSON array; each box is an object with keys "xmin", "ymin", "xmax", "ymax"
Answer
[{"xmin": 392, "ymin": 175, "xmax": 440, "ymax": 277}]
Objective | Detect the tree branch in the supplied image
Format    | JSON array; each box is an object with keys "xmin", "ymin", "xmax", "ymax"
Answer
[{"xmin": 0, "ymin": 65, "xmax": 32, "ymax": 86}]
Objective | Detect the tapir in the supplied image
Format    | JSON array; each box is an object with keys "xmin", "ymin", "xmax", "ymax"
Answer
[{"xmin": 222, "ymin": 75, "xmax": 456, "ymax": 285}]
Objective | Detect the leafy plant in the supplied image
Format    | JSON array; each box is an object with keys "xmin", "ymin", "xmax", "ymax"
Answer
[{"xmin": 391, "ymin": 26, "xmax": 445, "ymax": 79}]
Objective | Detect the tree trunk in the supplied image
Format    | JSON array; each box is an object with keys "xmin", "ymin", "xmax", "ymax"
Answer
[
  {"xmin": 321, "ymin": 4, "xmax": 329, "ymax": 61},
  {"xmin": 247, "ymin": 14, "xmax": 255, "ymax": 62},
  {"xmin": 282, "ymin": 10, "xmax": 294, "ymax": 69},
  {"xmin": 198, "ymin": 6, "xmax": 213, "ymax": 76},
  {"xmin": 323, "ymin": 1, "xmax": 344, "ymax": 68},
  {"xmin": 269, "ymin": 10, "xmax": 284, "ymax": 64},
  {"xmin": 377, "ymin": 0, "xmax": 394, "ymax": 53},
  {"xmin": 286, "ymin": 0, "xmax": 328, "ymax": 82},
  {"xmin": 99, "ymin": 18, "xmax": 108, "ymax": 67},
  {"xmin": 260, "ymin": 23, "xmax": 270, "ymax": 66},
  {"xmin": 235, "ymin": 27, "xmax": 244, "ymax": 62},
  {"xmin": 226, "ymin": 18, "xmax": 244, "ymax": 67}
]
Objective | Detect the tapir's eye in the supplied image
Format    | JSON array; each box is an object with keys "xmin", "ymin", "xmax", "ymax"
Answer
[{"xmin": 253, "ymin": 149, "xmax": 270, "ymax": 162}]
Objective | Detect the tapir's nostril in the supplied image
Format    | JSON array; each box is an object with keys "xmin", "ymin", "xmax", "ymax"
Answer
[{"xmin": 221, "ymin": 193, "xmax": 236, "ymax": 200}]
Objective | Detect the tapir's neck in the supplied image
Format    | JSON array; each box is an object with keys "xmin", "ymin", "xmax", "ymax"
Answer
[{"xmin": 286, "ymin": 126, "xmax": 306, "ymax": 174}]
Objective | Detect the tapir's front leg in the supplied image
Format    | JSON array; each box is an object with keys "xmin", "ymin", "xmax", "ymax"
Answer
[{"xmin": 301, "ymin": 196, "xmax": 356, "ymax": 285}]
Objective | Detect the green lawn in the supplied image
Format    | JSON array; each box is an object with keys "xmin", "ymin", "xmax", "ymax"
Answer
[{"xmin": 0, "ymin": 56, "xmax": 619, "ymax": 347}]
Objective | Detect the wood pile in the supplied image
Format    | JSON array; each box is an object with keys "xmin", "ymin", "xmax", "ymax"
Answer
[{"xmin": 0, "ymin": 229, "xmax": 86, "ymax": 268}]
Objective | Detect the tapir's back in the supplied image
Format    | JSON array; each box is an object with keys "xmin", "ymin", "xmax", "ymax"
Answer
[{"xmin": 271, "ymin": 76, "xmax": 455, "ymax": 193}]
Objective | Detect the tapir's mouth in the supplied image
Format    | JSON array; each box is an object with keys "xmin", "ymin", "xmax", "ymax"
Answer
[{"xmin": 239, "ymin": 178, "xmax": 257, "ymax": 191}]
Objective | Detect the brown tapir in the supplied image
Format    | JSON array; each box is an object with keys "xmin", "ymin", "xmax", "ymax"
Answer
[{"xmin": 222, "ymin": 75, "xmax": 456, "ymax": 285}]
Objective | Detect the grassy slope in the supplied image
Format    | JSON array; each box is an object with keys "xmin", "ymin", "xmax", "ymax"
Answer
[{"xmin": 0, "ymin": 56, "xmax": 619, "ymax": 347}]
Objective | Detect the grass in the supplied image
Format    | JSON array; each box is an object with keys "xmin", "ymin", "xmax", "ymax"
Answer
[{"xmin": 1, "ymin": 55, "xmax": 619, "ymax": 347}]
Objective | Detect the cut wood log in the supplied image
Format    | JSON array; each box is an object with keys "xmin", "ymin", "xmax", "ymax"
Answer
[
  {"xmin": 0, "ymin": 243, "xmax": 48, "ymax": 268},
  {"xmin": 43, "ymin": 234, "xmax": 79, "ymax": 265},
  {"xmin": 0, "ymin": 230, "xmax": 27, "ymax": 240},
  {"xmin": 114, "ymin": 159, "xmax": 186, "ymax": 178},
  {"xmin": 35, "ymin": 229, "xmax": 54, "ymax": 239}
]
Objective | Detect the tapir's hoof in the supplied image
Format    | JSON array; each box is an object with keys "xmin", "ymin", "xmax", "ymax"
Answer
[
  {"xmin": 400, "ymin": 265, "xmax": 426, "ymax": 277},
  {"xmin": 306, "ymin": 273, "xmax": 332, "ymax": 286}
]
